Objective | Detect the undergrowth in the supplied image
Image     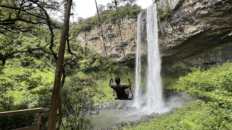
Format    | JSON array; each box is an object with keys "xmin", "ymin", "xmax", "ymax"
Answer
[
  {"xmin": 186, "ymin": 42, "xmax": 232, "ymax": 61},
  {"xmin": 124, "ymin": 61, "xmax": 232, "ymax": 130},
  {"xmin": 124, "ymin": 100, "xmax": 232, "ymax": 130}
]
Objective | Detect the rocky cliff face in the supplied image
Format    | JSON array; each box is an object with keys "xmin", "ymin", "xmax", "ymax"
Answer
[
  {"xmin": 158, "ymin": 0, "xmax": 232, "ymax": 62},
  {"xmin": 77, "ymin": 17, "xmax": 141, "ymax": 66},
  {"xmin": 161, "ymin": 43, "xmax": 232, "ymax": 76},
  {"xmin": 77, "ymin": 0, "xmax": 232, "ymax": 66}
]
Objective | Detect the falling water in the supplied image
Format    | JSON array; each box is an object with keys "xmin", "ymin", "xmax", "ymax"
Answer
[
  {"xmin": 146, "ymin": 4, "xmax": 163, "ymax": 111},
  {"xmin": 133, "ymin": 4, "xmax": 164, "ymax": 112},
  {"xmin": 133, "ymin": 12, "xmax": 142, "ymax": 108}
]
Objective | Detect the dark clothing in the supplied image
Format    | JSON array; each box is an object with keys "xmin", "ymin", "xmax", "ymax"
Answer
[{"xmin": 110, "ymin": 84, "xmax": 130, "ymax": 97}]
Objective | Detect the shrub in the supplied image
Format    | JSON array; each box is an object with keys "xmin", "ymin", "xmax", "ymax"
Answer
[
  {"xmin": 153, "ymin": 0, "xmax": 160, "ymax": 4},
  {"xmin": 79, "ymin": 59, "xmax": 90, "ymax": 71},
  {"xmin": 122, "ymin": 61, "xmax": 232, "ymax": 130},
  {"xmin": 158, "ymin": 4, "xmax": 172, "ymax": 21},
  {"xmin": 91, "ymin": 59, "xmax": 101, "ymax": 70},
  {"xmin": 75, "ymin": 4, "xmax": 141, "ymax": 35}
]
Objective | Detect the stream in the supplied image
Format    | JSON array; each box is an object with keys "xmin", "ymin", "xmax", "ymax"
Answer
[{"xmin": 92, "ymin": 110, "xmax": 140, "ymax": 129}]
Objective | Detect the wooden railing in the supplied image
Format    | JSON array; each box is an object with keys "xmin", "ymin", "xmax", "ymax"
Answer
[{"xmin": 0, "ymin": 108, "xmax": 43, "ymax": 130}]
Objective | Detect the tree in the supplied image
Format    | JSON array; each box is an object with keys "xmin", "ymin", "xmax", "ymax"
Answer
[
  {"xmin": 0, "ymin": 0, "xmax": 79, "ymax": 129},
  {"xmin": 77, "ymin": 17, "xmax": 84, "ymax": 24},
  {"xmin": 106, "ymin": 3, "xmax": 114, "ymax": 10},
  {"xmin": 98, "ymin": 4, "xmax": 106, "ymax": 13},
  {"xmin": 61, "ymin": 75, "xmax": 97, "ymax": 130},
  {"xmin": 47, "ymin": 0, "xmax": 73, "ymax": 129},
  {"xmin": 128, "ymin": 0, "xmax": 138, "ymax": 5},
  {"xmin": 0, "ymin": 0, "xmax": 61, "ymax": 65}
]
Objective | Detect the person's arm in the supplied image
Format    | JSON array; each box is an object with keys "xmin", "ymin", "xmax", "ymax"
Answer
[
  {"xmin": 127, "ymin": 76, "xmax": 131, "ymax": 87},
  {"xmin": 109, "ymin": 77, "xmax": 113, "ymax": 87}
]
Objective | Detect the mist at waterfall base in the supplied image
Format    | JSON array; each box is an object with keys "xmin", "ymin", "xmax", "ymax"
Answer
[{"xmin": 92, "ymin": 4, "xmax": 195, "ymax": 129}]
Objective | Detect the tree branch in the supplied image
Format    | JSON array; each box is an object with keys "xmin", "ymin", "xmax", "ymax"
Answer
[
  {"xmin": 66, "ymin": 33, "xmax": 74, "ymax": 55},
  {"xmin": 63, "ymin": 55, "xmax": 78, "ymax": 67},
  {"xmin": 56, "ymin": 68, "xmax": 66, "ymax": 130},
  {"xmin": 27, "ymin": 0, "xmax": 58, "ymax": 60},
  {"xmin": 0, "ymin": 42, "xmax": 50, "ymax": 60}
]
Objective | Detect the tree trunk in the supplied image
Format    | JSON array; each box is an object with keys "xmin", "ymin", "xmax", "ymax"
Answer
[
  {"xmin": 56, "ymin": 68, "xmax": 66, "ymax": 130},
  {"xmin": 47, "ymin": 0, "xmax": 72, "ymax": 130}
]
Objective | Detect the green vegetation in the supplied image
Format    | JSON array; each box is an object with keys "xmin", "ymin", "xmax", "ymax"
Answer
[
  {"xmin": 186, "ymin": 42, "xmax": 232, "ymax": 61},
  {"xmin": 93, "ymin": 69, "xmax": 135, "ymax": 104},
  {"xmin": 0, "ymin": 0, "xmax": 139, "ymax": 128},
  {"xmin": 76, "ymin": 4, "xmax": 141, "ymax": 34},
  {"xmin": 162, "ymin": 68, "xmax": 186, "ymax": 89},
  {"xmin": 0, "ymin": 30, "xmax": 134, "ymax": 129},
  {"xmin": 161, "ymin": 42, "xmax": 232, "ymax": 89},
  {"xmin": 153, "ymin": 0, "xmax": 160, "ymax": 4},
  {"xmin": 0, "ymin": 40, "xmax": 133, "ymax": 129},
  {"xmin": 0, "ymin": 46, "xmax": 134, "ymax": 129},
  {"xmin": 124, "ymin": 61, "xmax": 232, "ymax": 129},
  {"xmin": 158, "ymin": 4, "xmax": 172, "ymax": 21},
  {"xmin": 3, "ymin": 0, "xmax": 232, "ymax": 129},
  {"xmin": 124, "ymin": 100, "xmax": 232, "ymax": 130},
  {"xmin": 172, "ymin": 62, "xmax": 232, "ymax": 102},
  {"xmin": 0, "ymin": 64, "xmax": 55, "ymax": 129}
]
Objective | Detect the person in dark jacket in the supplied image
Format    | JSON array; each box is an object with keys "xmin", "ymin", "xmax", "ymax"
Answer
[{"xmin": 109, "ymin": 76, "xmax": 131, "ymax": 99}]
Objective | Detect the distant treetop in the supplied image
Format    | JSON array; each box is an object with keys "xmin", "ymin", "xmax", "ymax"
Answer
[{"xmin": 75, "ymin": 3, "xmax": 141, "ymax": 35}]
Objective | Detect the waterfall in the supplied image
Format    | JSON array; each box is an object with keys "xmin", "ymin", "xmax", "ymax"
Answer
[
  {"xmin": 133, "ymin": 4, "xmax": 164, "ymax": 113},
  {"xmin": 133, "ymin": 11, "xmax": 142, "ymax": 108},
  {"xmin": 146, "ymin": 4, "xmax": 163, "ymax": 111}
]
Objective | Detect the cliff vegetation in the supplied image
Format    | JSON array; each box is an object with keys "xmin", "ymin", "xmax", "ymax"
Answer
[{"xmin": 75, "ymin": 4, "xmax": 141, "ymax": 35}]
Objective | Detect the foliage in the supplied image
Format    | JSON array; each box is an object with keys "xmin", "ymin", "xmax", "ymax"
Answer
[
  {"xmin": 164, "ymin": 61, "xmax": 232, "ymax": 104},
  {"xmin": 28, "ymin": 75, "xmax": 100, "ymax": 130},
  {"xmin": 0, "ymin": 0, "xmax": 62, "ymax": 64},
  {"xmin": 75, "ymin": 4, "xmax": 141, "ymax": 35},
  {"xmin": 72, "ymin": 45, "xmax": 120, "ymax": 73},
  {"xmin": 60, "ymin": 75, "xmax": 97, "ymax": 130},
  {"xmin": 122, "ymin": 61, "xmax": 232, "ymax": 130},
  {"xmin": 79, "ymin": 59, "xmax": 90, "ymax": 71},
  {"xmin": 153, "ymin": 0, "xmax": 160, "ymax": 4},
  {"xmin": 184, "ymin": 42, "xmax": 232, "ymax": 61},
  {"xmin": 92, "ymin": 69, "xmax": 135, "ymax": 104},
  {"xmin": 91, "ymin": 59, "xmax": 101, "ymax": 70},
  {"xmin": 172, "ymin": 61, "xmax": 232, "ymax": 93},
  {"xmin": 162, "ymin": 67, "xmax": 187, "ymax": 89},
  {"xmin": 124, "ymin": 100, "xmax": 232, "ymax": 130},
  {"xmin": 0, "ymin": 1, "xmax": 137, "ymax": 129},
  {"xmin": 0, "ymin": 101, "xmax": 36, "ymax": 130},
  {"xmin": 162, "ymin": 42, "xmax": 232, "ymax": 88},
  {"xmin": 158, "ymin": 4, "xmax": 172, "ymax": 21},
  {"xmin": 0, "ymin": 68, "xmax": 46, "ymax": 130}
]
